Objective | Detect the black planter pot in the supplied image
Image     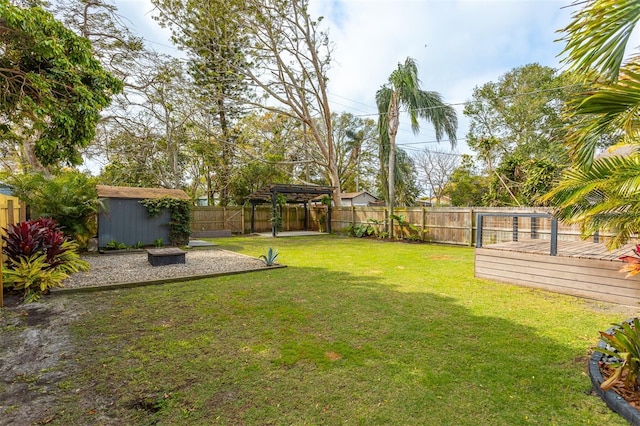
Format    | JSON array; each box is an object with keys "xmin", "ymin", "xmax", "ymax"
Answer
[{"xmin": 589, "ymin": 327, "xmax": 640, "ymax": 426}]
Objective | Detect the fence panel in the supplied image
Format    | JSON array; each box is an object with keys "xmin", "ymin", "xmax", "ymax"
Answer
[
  {"xmin": 189, "ymin": 205, "xmax": 613, "ymax": 246},
  {"xmin": 0, "ymin": 194, "xmax": 24, "ymax": 236}
]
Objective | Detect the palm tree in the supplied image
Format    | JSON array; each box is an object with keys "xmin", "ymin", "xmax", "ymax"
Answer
[
  {"xmin": 542, "ymin": 0, "xmax": 640, "ymax": 248},
  {"xmin": 376, "ymin": 57, "xmax": 457, "ymax": 237}
]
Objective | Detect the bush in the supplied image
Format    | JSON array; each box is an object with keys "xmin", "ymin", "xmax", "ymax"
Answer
[
  {"xmin": 5, "ymin": 171, "xmax": 100, "ymax": 249},
  {"xmin": 2, "ymin": 218, "xmax": 89, "ymax": 302},
  {"xmin": 2, "ymin": 254, "xmax": 69, "ymax": 303}
]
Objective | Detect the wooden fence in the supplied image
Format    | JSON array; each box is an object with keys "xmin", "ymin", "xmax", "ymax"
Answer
[
  {"xmin": 189, "ymin": 205, "xmax": 598, "ymax": 246},
  {"xmin": 0, "ymin": 194, "xmax": 25, "ymax": 235}
]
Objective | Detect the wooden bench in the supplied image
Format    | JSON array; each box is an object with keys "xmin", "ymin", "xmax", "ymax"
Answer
[{"xmin": 147, "ymin": 248, "xmax": 186, "ymax": 266}]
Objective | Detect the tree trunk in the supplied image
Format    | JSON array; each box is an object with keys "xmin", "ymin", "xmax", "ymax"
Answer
[
  {"xmin": 387, "ymin": 92, "xmax": 399, "ymax": 238},
  {"xmin": 22, "ymin": 136, "xmax": 48, "ymax": 175}
]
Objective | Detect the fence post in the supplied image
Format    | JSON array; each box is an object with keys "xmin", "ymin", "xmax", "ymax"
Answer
[
  {"xmin": 241, "ymin": 206, "xmax": 245, "ymax": 234},
  {"xmin": 469, "ymin": 208, "xmax": 474, "ymax": 246},
  {"xmin": 223, "ymin": 207, "xmax": 227, "ymax": 232},
  {"xmin": 550, "ymin": 217, "xmax": 558, "ymax": 256},
  {"xmin": 352, "ymin": 206, "xmax": 356, "ymax": 228},
  {"xmin": 531, "ymin": 217, "xmax": 537, "ymax": 240},
  {"xmin": 476, "ymin": 213, "xmax": 483, "ymax": 248},
  {"xmin": 421, "ymin": 207, "xmax": 426, "ymax": 241}
]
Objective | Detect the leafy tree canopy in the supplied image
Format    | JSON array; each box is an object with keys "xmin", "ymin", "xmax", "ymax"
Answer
[{"xmin": 0, "ymin": 1, "xmax": 122, "ymax": 169}]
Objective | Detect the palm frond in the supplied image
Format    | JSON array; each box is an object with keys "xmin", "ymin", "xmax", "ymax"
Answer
[
  {"xmin": 544, "ymin": 154, "xmax": 640, "ymax": 248},
  {"xmin": 559, "ymin": 0, "xmax": 640, "ymax": 82},
  {"xmin": 566, "ymin": 66, "xmax": 640, "ymax": 168}
]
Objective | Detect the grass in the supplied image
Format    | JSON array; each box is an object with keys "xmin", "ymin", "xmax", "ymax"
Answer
[{"xmin": 51, "ymin": 235, "xmax": 636, "ymax": 425}]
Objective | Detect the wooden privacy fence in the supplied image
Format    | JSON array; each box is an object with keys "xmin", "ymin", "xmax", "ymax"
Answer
[
  {"xmin": 191, "ymin": 205, "xmax": 600, "ymax": 246},
  {"xmin": 0, "ymin": 194, "xmax": 25, "ymax": 235}
]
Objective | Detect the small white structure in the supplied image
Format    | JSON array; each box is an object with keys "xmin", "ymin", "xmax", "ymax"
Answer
[{"xmin": 339, "ymin": 191, "xmax": 379, "ymax": 207}]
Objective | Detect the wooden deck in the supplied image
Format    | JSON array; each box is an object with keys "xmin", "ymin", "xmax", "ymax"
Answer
[
  {"xmin": 483, "ymin": 239, "xmax": 635, "ymax": 261},
  {"xmin": 475, "ymin": 239, "xmax": 640, "ymax": 306}
]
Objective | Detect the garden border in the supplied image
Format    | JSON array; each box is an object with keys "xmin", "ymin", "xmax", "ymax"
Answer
[{"xmin": 589, "ymin": 323, "xmax": 640, "ymax": 426}]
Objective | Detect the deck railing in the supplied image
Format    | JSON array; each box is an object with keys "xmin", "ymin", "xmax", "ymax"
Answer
[{"xmin": 475, "ymin": 212, "xmax": 559, "ymax": 255}]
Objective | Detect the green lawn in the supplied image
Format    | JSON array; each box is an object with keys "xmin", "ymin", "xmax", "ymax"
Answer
[{"xmin": 54, "ymin": 235, "xmax": 634, "ymax": 425}]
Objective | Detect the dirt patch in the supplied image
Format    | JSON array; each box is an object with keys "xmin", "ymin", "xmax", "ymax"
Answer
[{"xmin": 0, "ymin": 294, "xmax": 88, "ymax": 425}]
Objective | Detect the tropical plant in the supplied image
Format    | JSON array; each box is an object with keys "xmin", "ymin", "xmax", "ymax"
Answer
[
  {"xmin": 390, "ymin": 214, "xmax": 421, "ymax": 241},
  {"xmin": 367, "ymin": 218, "xmax": 385, "ymax": 238},
  {"xmin": 544, "ymin": 0, "xmax": 640, "ymax": 248},
  {"xmin": 376, "ymin": 57, "xmax": 457, "ymax": 237},
  {"xmin": 598, "ymin": 318, "xmax": 640, "ymax": 391},
  {"xmin": 2, "ymin": 218, "xmax": 89, "ymax": 302},
  {"xmin": 619, "ymin": 244, "xmax": 640, "ymax": 277},
  {"xmin": 104, "ymin": 240, "xmax": 128, "ymax": 251},
  {"xmin": 1, "ymin": 218, "xmax": 89, "ymax": 303},
  {"xmin": 6, "ymin": 171, "xmax": 101, "ymax": 249},
  {"xmin": 259, "ymin": 247, "xmax": 279, "ymax": 266},
  {"xmin": 349, "ymin": 223, "xmax": 375, "ymax": 238},
  {"xmin": 2, "ymin": 254, "xmax": 70, "ymax": 303},
  {"xmin": 3, "ymin": 218, "xmax": 74, "ymax": 268}
]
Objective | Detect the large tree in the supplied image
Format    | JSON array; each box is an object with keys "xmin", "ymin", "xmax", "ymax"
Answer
[
  {"xmin": 414, "ymin": 149, "xmax": 460, "ymax": 206},
  {"xmin": 443, "ymin": 155, "xmax": 489, "ymax": 207},
  {"xmin": 543, "ymin": 0, "xmax": 640, "ymax": 248},
  {"xmin": 376, "ymin": 57, "xmax": 457, "ymax": 235},
  {"xmin": 464, "ymin": 64, "xmax": 578, "ymax": 205},
  {"xmin": 0, "ymin": 0, "xmax": 122, "ymax": 172},
  {"xmin": 153, "ymin": 0, "xmax": 343, "ymax": 205}
]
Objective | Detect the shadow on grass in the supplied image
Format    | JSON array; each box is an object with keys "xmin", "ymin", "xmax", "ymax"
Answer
[{"xmin": 45, "ymin": 265, "xmax": 624, "ymax": 426}]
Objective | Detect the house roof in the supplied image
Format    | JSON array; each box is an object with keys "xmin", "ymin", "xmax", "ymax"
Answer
[
  {"xmin": 340, "ymin": 191, "xmax": 378, "ymax": 200},
  {"xmin": 97, "ymin": 185, "xmax": 190, "ymax": 200}
]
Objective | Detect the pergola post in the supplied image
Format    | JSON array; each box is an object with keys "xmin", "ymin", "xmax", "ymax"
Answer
[
  {"xmin": 246, "ymin": 184, "xmax": 335, "ymax": 236},
  {"xmin": 303, "ymin": 201, "xmax": 308, "ymax": 231}
]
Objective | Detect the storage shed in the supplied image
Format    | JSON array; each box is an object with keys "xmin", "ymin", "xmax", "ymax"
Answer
[{"xmin": 97, "ymin": 185, "xmax": 190, "ymax": 248}]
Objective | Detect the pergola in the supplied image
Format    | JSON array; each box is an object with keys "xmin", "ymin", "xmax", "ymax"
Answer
[{"xmin": 247, "ymin": 184, "xmax": 334, "ymax": 237}]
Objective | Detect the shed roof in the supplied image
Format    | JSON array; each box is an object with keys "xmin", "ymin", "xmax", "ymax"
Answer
[
  {"xmin": 247, "ymin": 184, "xmax": 334, "ymax": 204},
  {"xmin": 97, "ymin": 185, "xmax": 190, "ymax": 200}
]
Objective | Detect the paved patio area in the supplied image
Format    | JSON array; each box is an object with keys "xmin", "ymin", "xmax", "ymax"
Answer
[{"xmin": 256, "ymin": 231, "xmax": 327, "ymax": 237}]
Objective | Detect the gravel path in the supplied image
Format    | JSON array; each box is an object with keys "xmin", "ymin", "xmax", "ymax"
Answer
[{"xmin": 62, "ymin": 248, "xmax": 268, "ymax": 289}]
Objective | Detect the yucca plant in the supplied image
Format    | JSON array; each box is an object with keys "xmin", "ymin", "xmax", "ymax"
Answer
[
  {"xmin": 259, "ymin": 248, "xmax": 279, "ymax": 266},
  {"xmin": 598, "ymin": 318, "xmax": 640, "ymax": 391}
]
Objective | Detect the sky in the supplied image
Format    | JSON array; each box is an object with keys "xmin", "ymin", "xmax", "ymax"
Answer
[{"xmin": 109, "ymin": 0, "xmax": 622, "ymax": 157}]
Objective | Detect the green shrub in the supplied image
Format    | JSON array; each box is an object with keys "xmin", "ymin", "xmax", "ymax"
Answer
[
  {"xmin": 349, "ymin": 223, "xmax": 375, "ymax": 238},
  {"xmin": 2, "ymin": 254, "xmax": 70, "ymax": 303},
  {"xmin": 2, "ymin": 218, "xmax": 89, "ymax": 302},
  {"xmin": 104, "ymin": 240, "xmax": 128, "ymax": 250},
  {"xmin": 5, "ymin": 171, "xmax": 100, "ymax": 249}
]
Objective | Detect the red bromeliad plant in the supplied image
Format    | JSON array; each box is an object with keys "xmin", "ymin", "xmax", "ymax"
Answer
[
  {"xmin": 2, "ymin": 218, "xmax": 89, "ymax": 302},
  {"xmin": 2, "ymin": 218, "xmax": 68, "ymax": 268},
  {"xmin": 619, "ymin": 244, "xmax": 640, "ymax": 278}
]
